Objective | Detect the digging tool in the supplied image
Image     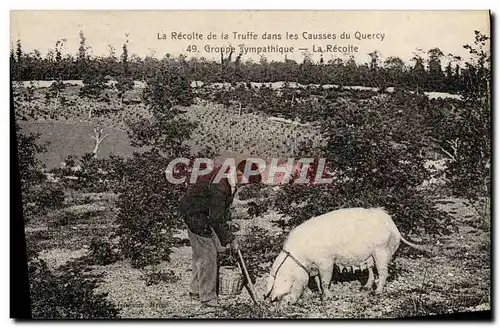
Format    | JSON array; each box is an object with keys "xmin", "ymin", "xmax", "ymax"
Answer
[{"xmin": 236, "ymin": 248, "xmax": 259, "ymax": 305}]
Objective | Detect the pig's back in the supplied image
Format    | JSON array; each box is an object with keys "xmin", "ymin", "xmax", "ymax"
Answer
[{"xmin": 284, "ymin": 208, "xmax": 400, "ymax": 259}]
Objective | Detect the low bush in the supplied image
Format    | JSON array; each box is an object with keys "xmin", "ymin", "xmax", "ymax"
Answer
[
  {"xmin": 143, "ymin": 269, "xmax": 180, "ymax": 286},
  {"xmin": 237, "ymin": 184, "xmax": 263, "ymax": 201},
  {"xmin": 29, "ymin": 258, "xmax": 120, "ymax": 319},
  {"xmin": 246, "ymin": 199, "xmax": 271, "ymax": 218},
  {"xmin": 85, "ymin": 238, "xmax": 120, "ymax": 266},
  {"xmin": 28, "ymin": 182, "xmax": 66, "ymax": 216}
]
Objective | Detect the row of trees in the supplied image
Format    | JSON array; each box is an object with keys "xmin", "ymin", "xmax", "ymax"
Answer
[{"xmin": 10, "ymin": 31, "xmax": 488, "ymax": 94}]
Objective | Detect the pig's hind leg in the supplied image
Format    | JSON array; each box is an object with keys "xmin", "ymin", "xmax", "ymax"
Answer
[{"xmin": 373, "ymin": 247, "xmax": 392, "ymax": 295}]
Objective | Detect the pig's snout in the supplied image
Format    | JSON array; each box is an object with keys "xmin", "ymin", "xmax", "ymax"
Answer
[
  {"xmin": 264, "ymin": 291, "xmax": 277, "ymax": 303},
  {"xmin": 264, "ymin": 289, "xmax": 280, "ymax": 303}
]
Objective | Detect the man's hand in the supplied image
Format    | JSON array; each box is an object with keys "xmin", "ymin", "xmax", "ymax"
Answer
[
  {"xmin": 229, "ymin": 238, "xmax": 239, "ymax": 251},
  {"xmin": 216, "ymin": 245, "xmax": 227, "ymax": 254}
]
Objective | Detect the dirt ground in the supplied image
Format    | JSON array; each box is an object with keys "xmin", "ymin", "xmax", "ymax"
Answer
[{"xmin": 30, "ymin": 195, "xmax": 490, "ymax": 319}]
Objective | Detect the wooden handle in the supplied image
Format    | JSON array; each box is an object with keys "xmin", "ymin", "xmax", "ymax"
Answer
[{"xmin": 237, "ymin": 248, "xmax": 259, "ymax": 304}]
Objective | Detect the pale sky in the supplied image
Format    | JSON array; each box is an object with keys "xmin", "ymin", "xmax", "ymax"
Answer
[{"xmin": 10, "ymin": 10, "xmax": 490, "ymax": 65}]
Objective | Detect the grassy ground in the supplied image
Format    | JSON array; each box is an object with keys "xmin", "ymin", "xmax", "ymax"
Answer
[{"xmin": 18, "ymin": 120, "xmax": 138, "ymax": 169}]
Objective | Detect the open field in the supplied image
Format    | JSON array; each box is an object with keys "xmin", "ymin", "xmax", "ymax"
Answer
[{"xmin": 18, "ymin": 121, "xmax": 137, "ymax": 169}]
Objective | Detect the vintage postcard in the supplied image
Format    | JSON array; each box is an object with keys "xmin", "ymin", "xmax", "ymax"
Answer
[{"xmin": 10, "ymin": 10, "xmax": 491, "ymax": 319}]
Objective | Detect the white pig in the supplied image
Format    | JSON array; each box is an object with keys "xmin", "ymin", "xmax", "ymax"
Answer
[{"xmin": 264, "ymin": 207, "xmax": 429, "ymax": 305}]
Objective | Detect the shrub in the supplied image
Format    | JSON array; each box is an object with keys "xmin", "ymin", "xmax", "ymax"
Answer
[
  {"xmin": 85, "ymin": 238, "xmax": 120, "ymax": 266},
  {"xmin": 143, "ymin": 269, "xmax": 180, "ymax": 286},
  {"xmin": 80, "ymin": 68, "xmax": 109, "ymax": 102},
  {"xmin": 32, "ymin": 182, "xmax": 66, "ymax": 212},
  {"xmin": 115, "ymin": 74, "xmax": 134, "ymax": 104},
  {"xmin": 15, "ymin": 128, "xmax": 65, "ymax": 221},
  {"xmin": 246, "ymin": 198, "xmax": 272, "ymax": 218},
  {"xmin": 29, "ymin": 258, "xmax": 120, "ymax": 319},
  {"xmin": 142, "ymin": 65, "xmax": 193, "ymax": 114},
  {"xmin": 47, "ymin": 214, "xmax": 70, "ymax": 228},
  {"xmin": 15, "ymin": 125, "xmax": 48, "ymax": 222},
  {"xmin": 274, "ymin": 93, "xmax": 455, "ymax": 237},
  {"xmin": 237, "ymin": 183, "xmax": 264, "ymax": 201},
  {"xmin": 113, "ymin": 150, "xmax": 190, "ymax": 268},
  {"xmin": 51, "ymin": 153, "xmax": 127, "ymax": 194},
  {"xmin": 114, "ymin": 63, "xmax": 197, "ymax": 269}
]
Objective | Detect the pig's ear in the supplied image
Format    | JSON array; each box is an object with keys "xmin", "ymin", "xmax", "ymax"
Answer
[{"xmin": 265, "ymin": 252, "xmax": 287, "ymax": 299}]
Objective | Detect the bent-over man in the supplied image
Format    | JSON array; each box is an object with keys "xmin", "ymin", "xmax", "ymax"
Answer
[{"xmin": 179, "ymin": 160, "xmax": 252, "ymax": 307}]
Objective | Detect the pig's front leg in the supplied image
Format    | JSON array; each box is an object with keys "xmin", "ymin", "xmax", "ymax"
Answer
[
  {"xmin": 318, "ymin": 263, "xmax": 334, "ymax": 300},
  {"xmin": 361, "ymin": 266, "xmax": 375, "ymax": 291},
  {"xmin": 314, "ymin": 275, "xmax": 322, "ymax": 294},
  {"xmin": 302, "ymin": 286, "xmax": 314, "ymax": 300}
]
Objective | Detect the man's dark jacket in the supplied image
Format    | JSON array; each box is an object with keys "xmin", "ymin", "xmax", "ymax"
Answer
[{"xmin": 179, "ymin": 170, "xmax": 236, "ymax": 245}]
